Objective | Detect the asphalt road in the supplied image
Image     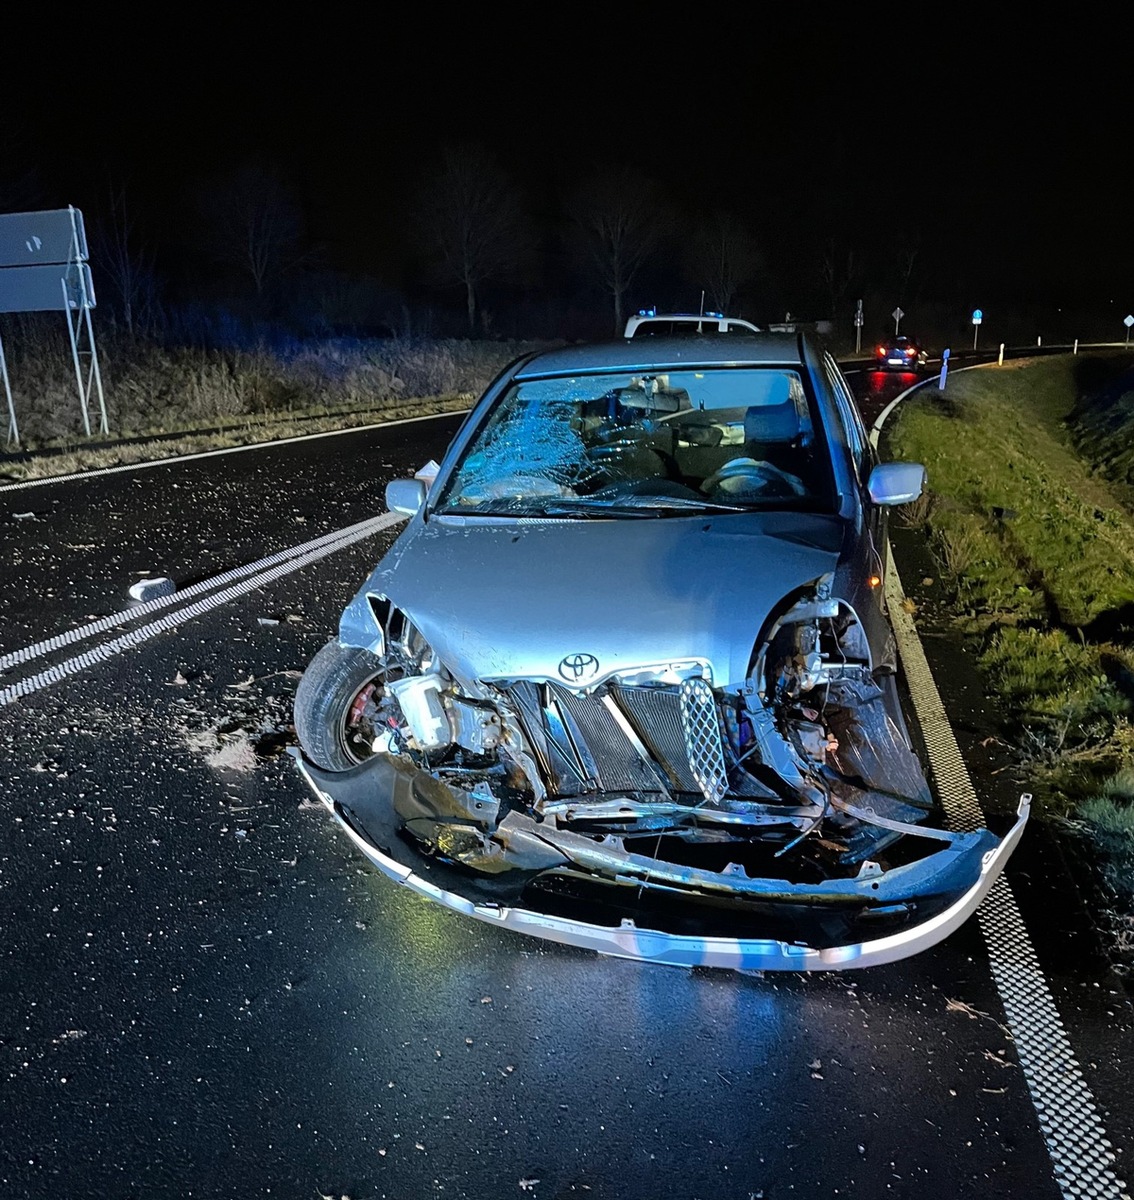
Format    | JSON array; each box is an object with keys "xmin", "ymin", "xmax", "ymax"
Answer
[{"xmin": 0, "ymin": 362, "xmax": 1130, "ymax": 1200}]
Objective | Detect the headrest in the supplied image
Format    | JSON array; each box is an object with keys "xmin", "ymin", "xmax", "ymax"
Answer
[{"xmin": 744, "ymin": 398, "xmax": 800, "ymax": 443}]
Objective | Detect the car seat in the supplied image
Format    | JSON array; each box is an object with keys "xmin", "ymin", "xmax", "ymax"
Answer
[{"xmin": 742, "ymin": 397, "xmax": 801, "ymax": 446}]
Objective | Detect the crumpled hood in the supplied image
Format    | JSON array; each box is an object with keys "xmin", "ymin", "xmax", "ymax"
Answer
[{"xmin": 369, "ymin": 512, "xmax": 844, "ymax": 688}]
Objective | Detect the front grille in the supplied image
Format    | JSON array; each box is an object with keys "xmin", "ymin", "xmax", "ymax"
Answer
[
  {"xmin": 679, "ymin": 678, "xmax": 730, "ymax": 804},
  {"xmin": 505, "ymin": 680, "xmax": 725, "ymax": 798}
]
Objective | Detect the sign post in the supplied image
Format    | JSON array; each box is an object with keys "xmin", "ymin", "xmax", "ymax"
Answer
[
  {"xmin": 892, "ymin": 306, "xmax": 904, "ymax": 336},
  {"xmin": 0, "ymin": 333, "xmax": 14, "ymax": 447},
  {"xmin": 972, "ymin": 308, "xmax": 983, "ymax": 351},
  {"xmin": 938, "ymin": 347, "xmax": 950, "ymax": 392},
  {"xmin": 854, "ymin": 299, "xmax": 863, "ymax": 353},
  {"xmin": 0, "ymin": 206, "xmax": 108, "ymax": 445},
  {"xmin": 1124, "ymin": 315, "xmax": 1133, "ymax": 345}
]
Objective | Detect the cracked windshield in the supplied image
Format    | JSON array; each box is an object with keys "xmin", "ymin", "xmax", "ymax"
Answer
[{"xmin": 439, "ymin": 367, "xmax": 831, "ymax": 515}]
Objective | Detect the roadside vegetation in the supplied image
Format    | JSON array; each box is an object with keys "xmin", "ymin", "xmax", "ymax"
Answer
[
  {"xmin": 888, "ymin": 352, "xmax": 1134, "ymax": 920},
  {"xmin": 0, "ymin": 318, "xmax": 547, "ymax": 481}
]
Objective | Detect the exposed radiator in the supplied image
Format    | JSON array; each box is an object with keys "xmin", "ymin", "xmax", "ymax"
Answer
[{"xmin": 505, "ymin": 681, "xmax": 710, "ymax": 797}]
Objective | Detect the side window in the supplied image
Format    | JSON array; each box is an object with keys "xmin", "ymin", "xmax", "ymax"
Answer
[{"xmin": 823, "ymin": 354, "xmax": 872, "ymax": 483}]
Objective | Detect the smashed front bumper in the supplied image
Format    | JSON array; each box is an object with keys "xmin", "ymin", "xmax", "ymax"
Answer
[{"xmin": 292, "ymin": 750, "xmax": 1029, "ymax": 972}]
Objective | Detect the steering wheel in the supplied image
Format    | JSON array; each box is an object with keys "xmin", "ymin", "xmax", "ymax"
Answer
[{"xmin": 700, "ymin": 457, "xmax": 807, "ymax": 499}]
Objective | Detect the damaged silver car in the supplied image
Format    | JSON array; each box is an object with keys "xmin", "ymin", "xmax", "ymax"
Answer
[{"xmin": 293, "ymin": 333, "xmax": 1027, "ymax": 970}]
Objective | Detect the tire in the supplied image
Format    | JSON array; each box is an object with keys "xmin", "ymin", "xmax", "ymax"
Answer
[{"xmin": 294, "ymin": 640, "xmax": 386, "ymax": 771}]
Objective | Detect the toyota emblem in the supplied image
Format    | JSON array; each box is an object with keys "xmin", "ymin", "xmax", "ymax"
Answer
[{"xmin": 558, "ymin": 653, "xmax": 599, "ymax": 682}]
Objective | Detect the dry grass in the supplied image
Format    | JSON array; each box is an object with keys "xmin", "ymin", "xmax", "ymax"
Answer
[
  {"xmin": 1, "ymin": 397, "xmax": 474, "ymax": 483},
  {"xmin": 0, "ymin": 316, "xmax": 549, "ymax": 456},
  {"xmin": 0, "ymin": 319, "xmax": 552, "ymax": 480}
]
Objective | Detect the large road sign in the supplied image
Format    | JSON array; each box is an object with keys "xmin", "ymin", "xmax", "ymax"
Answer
[
  {"xmin": 0, "ymin": 206, "xmax": 107, "ymax": 444},
  {"xmin": 0, "ymin": 207, "xmax": 88, "ymax": 269},
  {"xmin": 0, "ymin": 262, "xmax": 95, "ymax": 313}
]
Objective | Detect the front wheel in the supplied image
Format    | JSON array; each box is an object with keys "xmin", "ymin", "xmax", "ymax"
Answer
[{"xmin": 294, "ymin": 640, "xmax": 386, "ymax": 771}]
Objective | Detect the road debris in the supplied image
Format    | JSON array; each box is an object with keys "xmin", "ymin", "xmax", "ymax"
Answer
[
  {"xmin": 128, "ymin": 576, "xmax": 175, "ymax": 602},
  {"xmin": 945, "ymin": 998, "xmax": 988, "ymax": 1020}
]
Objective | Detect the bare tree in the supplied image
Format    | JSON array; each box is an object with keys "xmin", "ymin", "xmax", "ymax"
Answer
[
  {"xmin": 819, "ymin": 238, "xmax": 857, "ymax": 320},
  {"xmin": 894, "ymin": 232, "xmax": 921, "ymax": 304},
  {"xmin": 93, "ymin": 183, "xmax": 159, "ymax": 337},
  {"xmin": 566, "ymin": 166, "xmax": 667, "ymax": 335},
  {"xmin": 199, "ymin": 165, "xmax": 307, "ymax": 299},
  {"xmin": 415, "ymin": 144, "xmax": 531, "ymax": 334},
  {"xmin": 684, "ymin": 211, "xmax": 763, "ymax": 315},
  {"xmin": 0, "ymin": 131, "xmax": 44, "ymax": 213}
]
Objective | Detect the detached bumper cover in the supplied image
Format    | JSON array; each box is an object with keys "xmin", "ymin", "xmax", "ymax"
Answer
[{"xmin": 292, "ymin": 751, "xmax": 1029, "ymax": 972}]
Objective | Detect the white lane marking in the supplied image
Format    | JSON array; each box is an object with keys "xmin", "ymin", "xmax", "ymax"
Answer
[
  {"xmin": 0, "ymin": 408, "xmax": 467, "ymax": 494},
  {"xmin": 877, "ymin": 374, "xmax": 1129, "ymax": 1200},
  {"xmin": 0, "ymin": 513, "xmax": 404, "ymax": 709},
  {"xmin": 0, "ymin": 512, "xmax": 402, "ymax": 675}
]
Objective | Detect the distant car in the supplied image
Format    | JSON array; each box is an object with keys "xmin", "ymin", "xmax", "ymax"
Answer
[
  {"xmin": 293, "ymin": 332, "xmax": 1025, "ymax": 971},
  {"xmin": 875, "ymin": 336, "xmax": 929, "ymax": 371},
  {"xmin": 625, "ymin": 310, "xmax": 761, "ymax": 337}
]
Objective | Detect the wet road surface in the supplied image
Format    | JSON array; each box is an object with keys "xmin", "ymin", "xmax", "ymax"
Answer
[{"xmin": 0, "ymin": 362, "xmax": 1130, "ymax": 1199}]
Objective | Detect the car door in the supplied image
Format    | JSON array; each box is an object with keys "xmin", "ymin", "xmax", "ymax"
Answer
[{"xmin": 821, "ymin": 352, "xmax": 893, "ymax": 665}]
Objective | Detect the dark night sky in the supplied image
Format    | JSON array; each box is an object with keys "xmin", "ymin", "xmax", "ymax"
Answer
[{"xmin": 1, "ymin": 11, "xmax": 1125, "ymax": 322}]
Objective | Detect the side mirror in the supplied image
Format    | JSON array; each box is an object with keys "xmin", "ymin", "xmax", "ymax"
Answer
[
  {"xmin": 385, "ymin": 478, "xmax": 426, "ymax": 516},
  {"xmin": 868, "ymin": 462, "xmax": 926, "ymax": 506}
]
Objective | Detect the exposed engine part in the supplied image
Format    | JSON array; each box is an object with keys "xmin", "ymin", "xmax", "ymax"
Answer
[
  {"xmin": 446, "ymin": 697, "xmax": 503, "ymax": 753},
  {"xmin": 383, "ymin": 668, "xmax": 504, "ymax": 756},
  {"xmin": 742, "ymin": 705, "xmax": 823, "ymax": 802},
  {"xmin": 387, "ymin": 674, "xmax": 450, "ymax": 750},
  {"xmin": 753, "ymin": 588, "xmax": 873, "ymax": 704}
]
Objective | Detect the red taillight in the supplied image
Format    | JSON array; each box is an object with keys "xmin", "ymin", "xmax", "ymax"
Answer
[
  {"xmin": 905, "ymin": 346, "xmax": 916, "ymax": 356},
  {"xmin": 876, "ymin": 346, "xmax": 885, "ymax": 356}
]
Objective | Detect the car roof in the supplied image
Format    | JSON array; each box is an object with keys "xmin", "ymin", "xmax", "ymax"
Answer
[
  {"xmin": 513, "ymin": 333, "xmax": 808, "ymax": 378},
  {"xmin": 625, "ymin": 312, "xmax": 762, "ymax": 332}
]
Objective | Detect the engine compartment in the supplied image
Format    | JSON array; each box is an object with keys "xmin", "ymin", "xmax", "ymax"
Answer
[{"xmin": 340, "ymin": 587, "xmax": 941, "ymax": 889}]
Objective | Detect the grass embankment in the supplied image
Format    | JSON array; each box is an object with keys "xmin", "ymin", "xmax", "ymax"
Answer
[{"xmin": 889, "ymin": 353, "xmax": 1134, "ymax": 906}]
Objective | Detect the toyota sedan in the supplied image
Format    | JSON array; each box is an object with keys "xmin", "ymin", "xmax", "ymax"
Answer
[{"xmin": 292, "ymin": 333, "xmax": 1024, "ymax": 970}]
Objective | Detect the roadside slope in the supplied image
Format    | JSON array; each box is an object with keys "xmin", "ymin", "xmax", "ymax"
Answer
[{"xmin": 886, "ymin": 351, "xmax": 1134, "ymax": 943}]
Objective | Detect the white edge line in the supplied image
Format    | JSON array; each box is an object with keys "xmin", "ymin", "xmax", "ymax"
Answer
[{"xmin": 0, "ymin": 407, "xmax": 469, "ymax": 494}]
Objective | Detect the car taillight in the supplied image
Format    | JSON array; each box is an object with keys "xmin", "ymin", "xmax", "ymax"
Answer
[
  {"xmin": 905, "ymin": 347, "xmax": 916, "ymax": 356},
  {"xmin": 876, "ymin": 346, "xmax": 885, "ymax": 356}
]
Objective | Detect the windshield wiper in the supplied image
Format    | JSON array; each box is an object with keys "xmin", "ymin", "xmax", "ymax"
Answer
[
  {"xmin": 536, "ymin": 501, "xmax": 666, "ymax": 518},
  {"xmin": 439, "ymin": 496, "xmax": 753, "ymax": 519},
  {"xmin": 543, "ymin": 495, "xmax": 753, "ymax": 516}
]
